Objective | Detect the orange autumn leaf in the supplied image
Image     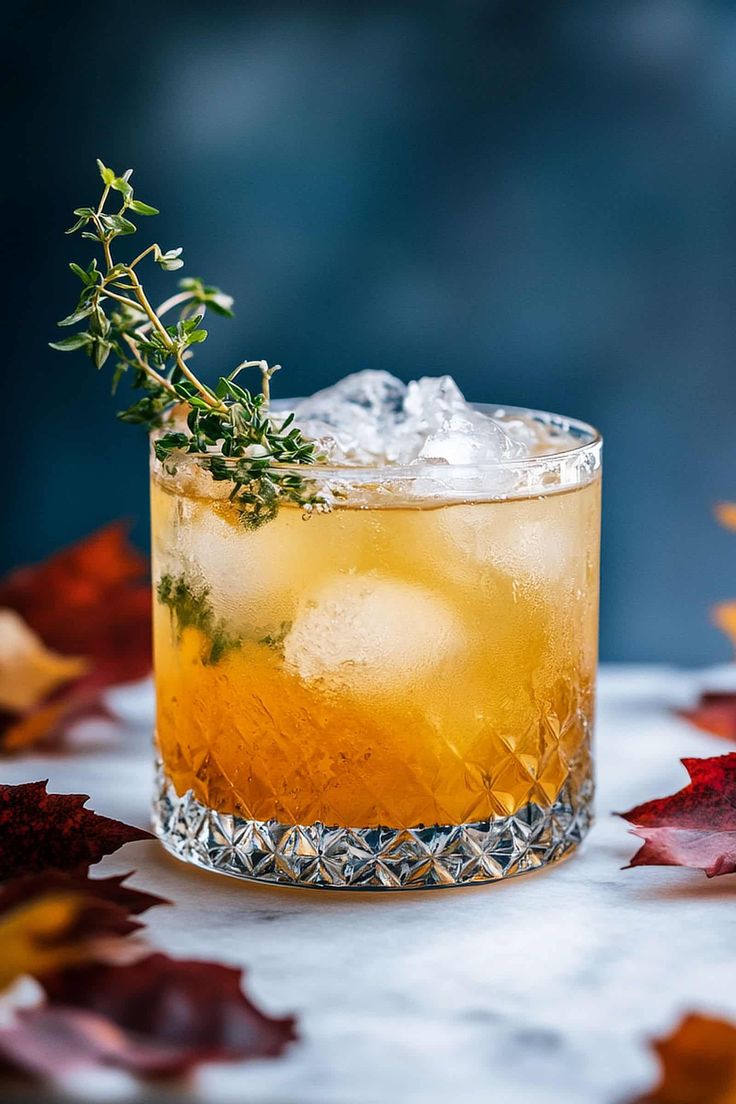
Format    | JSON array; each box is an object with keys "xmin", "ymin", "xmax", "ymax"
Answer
[
  {"xmin": 712, "ymin": 506, "xmax": 736, "ymax": 652},
  {"xmin": 633, "ymin": 1013, "xmax": 736, "ymax": 1103},
  {"xmin": 679, "ymin": 692, "xmax": 736, "ymax": 742},
  {"xmin": 677, "ymin": 507, "xmax": 736, "ymax": 738},
  {"xmin": 713, "ymin": 603, "xmax": 736, "ymax": 653},
  {"xmin": 715, "ymin": 503, "xmax": 736, "ymax": 532},
  {"xmin": 0, "ymin": 523, "xmax": 151, "ymax": 750}
]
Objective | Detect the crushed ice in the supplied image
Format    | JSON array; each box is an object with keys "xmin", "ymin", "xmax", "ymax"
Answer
[{"xmin": 288, "ymin": 370, "xmax": 569, "ymax": 467}]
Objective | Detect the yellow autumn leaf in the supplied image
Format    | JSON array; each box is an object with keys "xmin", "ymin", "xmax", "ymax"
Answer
[
  {"xmin": 0, "ymin": 608, "xmax": 86, "ymax": 714},
  {"xmin": 0, "ymin": 892, "xmax": 95, "ymax": 991}
]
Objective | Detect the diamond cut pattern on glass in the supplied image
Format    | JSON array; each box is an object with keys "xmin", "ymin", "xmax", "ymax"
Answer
[{"xmin": 153, "ymin": 762, "xmax": 593, "ymax": 890}]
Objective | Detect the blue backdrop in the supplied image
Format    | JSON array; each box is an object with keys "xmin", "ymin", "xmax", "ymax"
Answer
[{"xmin": 3, "ymin": 0, "xmax": 736, "ymax": 664}]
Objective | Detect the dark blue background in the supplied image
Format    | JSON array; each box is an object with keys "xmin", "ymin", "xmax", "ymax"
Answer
[{"xmin": 3, "ymin": 1, "xmax": 736, "ymax": 664}]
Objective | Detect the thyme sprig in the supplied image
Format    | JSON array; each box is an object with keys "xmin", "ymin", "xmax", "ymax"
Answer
[
  {"xmin": 51, "ymin": 160, "xmax": 326, "ymax": 528},
  {"xmin": 156, "ymin": 574, "xmax": 240, "ymax": 665}
]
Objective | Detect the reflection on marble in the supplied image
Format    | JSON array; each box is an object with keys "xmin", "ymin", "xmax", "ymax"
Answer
[{"xmin": 3, "ymin": 666, "xmax": 736, "ymax": 1103}]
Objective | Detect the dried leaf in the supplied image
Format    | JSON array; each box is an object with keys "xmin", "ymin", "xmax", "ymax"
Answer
[
  {"xmin": 0, "ymin": 780, "xmax": 151, "ymax": 881},
  {"xmin": 0, "ymin": 871, "xmax": 168, "ymax": 992},
  {"xmin": 714, "ymin": 603, "xmax": 736, "ymax": 653},
  {"xmin": 711, "ymin": 504, "xmax": 736, "ymax": 656},
  {"xmin": 0, "ymin": 870, "xmax": 166, "ymax": 926},
  {"xmin": 0, "ymin": 893, "xmax": 95, "ymax": 992},
  {"xmin": 0, "ymin": 691, "xmax": 113, "ymax": 754},
  {"xmin": 0, "ymin": 1005, "xmax": 195, "ymax": 1081},
  {"xmin": 0, "ymin": 523, "xmax": 151, "ymax": 751},
  {"xmin": 715, "ymin": 502, "xmax": 736, "ymax": 532},
  {"xmin": 679, "ymin": 692, "xmax": 736, "ymax": 741},
  {"xmin": 0, "ymin": 610, "xmax": 86, "ymax": 713},
  {"xmin": 0, "ymin": 522, "xmax": 149, "ymax": 656},
  {"xmin": 39, "ymin": 953, "xmax": 297, "ymax": 1074},
  {"xmin": 0, "ymin": 870, "xmax": 168, "ymax": 919},
  {"xmin": 632, "ymin": 1013, "xmax": 736, "ymax": 1103},
  {"xmin": 619, "ymin": 754, "xmax": 736, "ymax": 877}
]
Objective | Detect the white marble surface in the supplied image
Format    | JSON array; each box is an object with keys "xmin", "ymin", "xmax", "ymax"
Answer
[{"xmin": 3, "ymin": 665, "xmax": 736, "ymax": 1104}]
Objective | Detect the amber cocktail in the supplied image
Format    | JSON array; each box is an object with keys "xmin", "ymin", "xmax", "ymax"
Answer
[{"xmin": 152, "ymin": 384, "xmax": 601, "ymax": 890}]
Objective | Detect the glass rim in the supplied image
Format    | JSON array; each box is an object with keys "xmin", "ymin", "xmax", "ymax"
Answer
[{"xmin": 154, "ymin": 402, "xmax": 602, "ymax": 476}]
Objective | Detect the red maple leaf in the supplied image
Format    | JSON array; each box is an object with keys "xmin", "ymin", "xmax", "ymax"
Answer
[
  {"xmin": 679, "ymin": 692, "xmax": 736, "ymax": 741},
  {"xmin": 0, "ymin": 522, "xmax": 149, "ymax": 664},
  {"xmin": 619, "ymin": 754, "xmax": 736, "ymax": 877},
  {"xmin": 0, "ymin": 1005, "xmax": 202, "ymax": 1081},
  {"xmin": 0, "ymin": 869, "xmax": 168, "ymax": 936},
  {"xmin": 32, "ymin": 952, "xmax": 297, "ymax": 1075},
  {"xmin": 0, "ymin": 523, "xmax": 151, "ymax": 750},
  {"xmin": 630, "ymin": 1012, "xmax": 736, "ymax": 1103},
  {"xmin": 0, "ymin": 781, "xmax": 151, "ymax": 881}
]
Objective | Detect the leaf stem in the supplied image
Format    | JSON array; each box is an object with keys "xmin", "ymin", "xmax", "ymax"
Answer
[
  {"xmin": 53, "ymin": 160, "xmax": 327, "ymax": 529},
  {"xmin": 128, "ymin": 243, "xmax": 160, "ymax": 270},
  {"xmin": 229, "ymin": 360, "xmax": 267, "ymax": 382},
  {"xmin": 175, "ymin": 349, "xmax": 223, "ymax": 408},
  {"xmin": 101, "ymin": 288, "xmax": 147, "ymax": 314},
  {"xmin": 134, "ymin": 290, "xmax": 201, "ymax": 336},
  {"xmin": 96, "ymin": 184, "xmax": 110, "ymax": 215},
  {"xmin": 125, "ymin": 269, "xmax": 172, "ymax": 343},
  {"xmin": 153, "ymin": 289, "xmax": 199, "ymax": 319},
  {"xmin": 124, "ymin": 269, "xmax": 224, "ymax": 410},
  {"xmin": 92, "ymin": 190, "xmax": 114, "ymax": 269},
  {"xmin": 121, "ymin": 334, "xmax": 177, "ymax": 395}
]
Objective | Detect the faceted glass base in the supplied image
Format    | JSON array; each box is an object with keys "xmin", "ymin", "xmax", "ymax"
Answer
[{"xmin": 153, "ymin": 766, "xmax": 594, "ymax": 891}]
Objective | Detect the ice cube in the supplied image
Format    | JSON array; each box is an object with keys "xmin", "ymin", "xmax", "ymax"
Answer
[
  {"xmin": 296, "ymin": 369, "xmax": 407, "ymax": 422},
  {"xmin": 292, "ymin": 370, "xmax": 408, "ymax": 464},
  {"xmin": 390, "ymin": 375, "xmax": 469, "ymax": 462},
  {"xmin": 495, "ymin": 414, "xmax": 549, "ymax": 453},
  {"xmin": 403, "ymin": 374, "xmax": 466, "ymax": 428},
  {"xmin": 283, "ymin": 574, "xmax": 463, "ymax": 693},
  {"xmin": 415, "ymin": 412, "xmax": 523, "ymax": 466},
  {"xmin": 153, "ymin": 494, "xmax": 327, "ymax": 638},
  {"xmin": 404, "ymin": 406, "xmax": 525, "ymax": 499},
  {"xmin": 436, "ymin": 499, "xmax": 581, "ymax": 588},
  {"xmin": 292, "ymin": 371, "xmax": 534, "ymax": 468},
  {"xmin": 495, "ymin": 411, "xmax": 579, "ymax": 457}
]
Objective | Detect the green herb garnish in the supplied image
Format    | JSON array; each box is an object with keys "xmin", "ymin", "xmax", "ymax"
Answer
[
  {"xmin": 52, "ymin": 160, "xmax": 327, "ymax": 529},
  {"xmin": 258, "ymin": 621, "xmax": 293, "ymax": 652},
  {"xmin": 156, "ymin": 574, "xmax": 240, "ymax": 665}
]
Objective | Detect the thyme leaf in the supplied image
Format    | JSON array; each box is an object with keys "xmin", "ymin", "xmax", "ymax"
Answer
[
  {"xmin": 156, "ymin": 574, "xmax": 240, "ymax": 666},
  {"xmin": 258, "ymin": 621, "xmax": 293, "ymax": 652}
]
